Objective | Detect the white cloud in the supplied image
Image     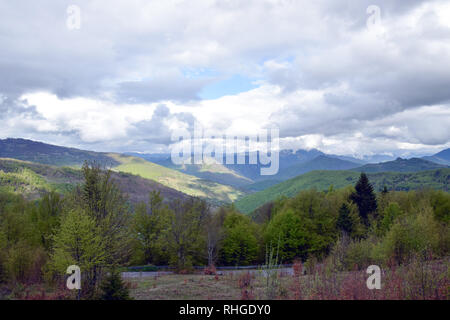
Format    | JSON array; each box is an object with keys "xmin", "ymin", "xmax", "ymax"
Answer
[{"xmin": 0, "ymin": 0, "xmax": 449, "ymax": 156}]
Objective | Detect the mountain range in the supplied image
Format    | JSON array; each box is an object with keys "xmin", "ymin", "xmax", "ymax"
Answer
[
  {"xmin": 128, "ymin": 147, "xmax": 450, "ymax": 190},
  {"xmin": 0, "ymin": 138, "xmax": 449, "ymax": 212}
]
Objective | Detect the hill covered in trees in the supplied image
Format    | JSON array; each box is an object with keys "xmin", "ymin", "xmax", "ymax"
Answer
[
  {"xmin": 353, "ymin": 157, "xmax": 448, "ymax": 173},
  {"xmin": 235, "ymin": 168, "xmax": 450, "ymax": 214},
  {"xmin": 0, "ymin": 158, "xmax": 189, "ymax": 204}
]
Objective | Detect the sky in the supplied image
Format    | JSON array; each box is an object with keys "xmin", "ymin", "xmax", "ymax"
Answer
[{"xmin": 0, "ymin": 0, "xmax": 449, "ymax": 158}]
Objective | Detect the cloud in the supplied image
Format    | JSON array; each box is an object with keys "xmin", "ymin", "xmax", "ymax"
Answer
[{"xmin": 0, "ymin": 0, "xmax": 449, "ymax": 157}]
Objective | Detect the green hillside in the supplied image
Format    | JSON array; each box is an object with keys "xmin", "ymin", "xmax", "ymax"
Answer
[
  {"xmin": 127, "ymin": 152, "xmax": 253, "ymax": 188},
  {"xmin": 235, "ymin": 168, "xmax": 450, "ymax": 213},
  {"xmin": 276, "ymin": 155, "xmax": 360, "ymax": 180},
  {"xmin": 0, "ymin": 158, "xmax": 189, "ymax": 203},
  {"xmin": 0, "ymin": 158, "xmax": 83, "ymax": 198},
  {"xmin": 0, "ymin": 139, "xmax": 245, "ymax": 204},
  {"xmin": 353, "ymin": 157, "xmax": 447, "ymax": 173},
  {"xmin": 109, "ymin": 153, "xmax": 245, "ymax": 204}
]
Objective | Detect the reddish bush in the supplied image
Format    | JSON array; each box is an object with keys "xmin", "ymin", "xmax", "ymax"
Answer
[
  {"xmin": 293, "ymin": 260, "xmax": 303, "ymax": 277},
  {"xmin": 238, "ymin": 272, "xmax": 255, "ymax": 300},
  {"xmin": 203, "ymin": 265, "xmax": 217, "ymax": 275}
]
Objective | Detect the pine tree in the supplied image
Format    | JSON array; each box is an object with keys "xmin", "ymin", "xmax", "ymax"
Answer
[
  {"xmin": 100, "ymin": 270, "xmax": 131, "ymax": 300},
  {"xmin": 350, "ymin": 173, "xmax": 377, "ymax": 225},
  {"xmin": 336, "ymin": 203, "xmax": 353, "ymax": 235}
]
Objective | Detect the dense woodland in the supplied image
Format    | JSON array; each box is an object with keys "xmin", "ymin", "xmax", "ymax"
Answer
[{"xmin": 0, "ymin": 162, "xmax": 449, "ymax": 299}]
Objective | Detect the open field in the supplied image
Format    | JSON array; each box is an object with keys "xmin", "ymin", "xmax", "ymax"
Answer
[
  {"xmin": 125, "ymin": 259, "xmax": 449, "ymax": 300},
  {"xmin": 126, "ymin": 271, "xmax": 291, "ymax": 300}
]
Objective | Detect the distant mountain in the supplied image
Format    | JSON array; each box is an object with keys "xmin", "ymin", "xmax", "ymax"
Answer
[
  {"xmin": 129, "ymin": 148, "xmax": 449, "ymax": 190},
  {"xmin": 360, "ymin": 154, "xmax": 396, "ymax": 163},
  {"xmin": 0, "ymin": 138, "xmax": 118, "ymax": 167},
  {"xmin": 235, "ymin": 168, "xmax": 450, "ymax": 213},
  {"xmin": 327, "ymin": 154, "xmax": 367, "ymax": 164},
  {"xmin": 222, "ymin": 148, "xmax": 325, "ymax": 182},
  {"xmin": 353, "ymin": 157, "xmax": 448, "ymax": 173},
  {"xmin": 128, "ymin": 148, "xmax": 328, "ymax": 186},
  {"xmin": 130, "ymin": 149, "xmax": 358, "ymax": 187},
  {"xmin": 422, "ymin": 148, "xmax": 450, "ymax": 166},
  {"xmin": 0, "ymin": 158, "xmax": 189, "ymax": 204},
  {"xmin": 276, "ymin": 155, "xmax": 360, "ymax": 180},
  {"xmin": 0, "ymin": 138, "xmax": 245, "ymax": 204}
]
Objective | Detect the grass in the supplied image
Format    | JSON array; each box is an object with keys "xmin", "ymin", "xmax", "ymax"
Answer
[
  {"xmin": 127, "ymin": 272, "xmax": 285, "ymax": 300},
  {"xmin": 235, "ymin": 168, "xmax": 450, "ymax": 213}
]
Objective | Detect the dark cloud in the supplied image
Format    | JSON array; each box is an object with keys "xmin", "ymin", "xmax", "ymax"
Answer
[{"xmin": 128, "ymin": 104, "xmax": 197, "ymax": 145}]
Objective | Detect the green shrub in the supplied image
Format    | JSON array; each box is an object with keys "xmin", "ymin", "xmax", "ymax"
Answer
[
  {"xmin": 379, "ymin": 202, "xmax": 403, "ymax": 234},
  {"xmin": 344, "ymin": 238, "xmax": 376, "ymax": 270},
  {"xmin": 100, "ymin": 270, "xmax": 131, "ymax": 300},
  {"xmin": 6, "ymin": 242, "xmax": 47, "ymax": 283},
  {"xmin": 377, "ymin": 208, "xmax": 440, "ymax": 264}
]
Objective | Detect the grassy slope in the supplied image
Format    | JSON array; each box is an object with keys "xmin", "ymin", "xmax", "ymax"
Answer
[
  {"xmin": 235, "ymin": 168, "xmax": 450, "ymax": 213},
  {"xmin": 109, "ymin": 153, "xmax": 245, "ymax": 204},
  {"xmin": 175, "ymin": 162, "xmax": 253, "ymax": 188},
  {"xmin": 0, "ymin": 158, "xmax": 190, "ymax": 204},
  {"xmin": 128, "ymin": 153, "xmax": 253, "ymax": 188}
]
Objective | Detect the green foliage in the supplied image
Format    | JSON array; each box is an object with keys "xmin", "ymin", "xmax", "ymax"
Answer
[
  {"xmin": 376, "ymin": 208, "xmax": 443, "ymax": 264},
  {"xmin": 99, "ymin": 270, "xmax": 131, "ymax": 300},
  {"xmin": 344, "ymin": 238, "xmax": 376, "ymax": 270},
  {"xmin": 350, "ymin": 173, "xmax": 378, "ymax": 225},
  {"xmin": 264, "ymin": 209, "xmax": 309, "ymax": 262},
  {"xmin": 48, "ymin": 163, "xmax": 131, "ymax": 298},
  {"xmin": 337, "ymin": 203, "xmax": 353, "ymax": 235},
  {"xmin": 220, "ymin": 210, "xmax": 259, "ymax": 266},
  {"xmin": 165, "ymin": 198, "xmax": 209, "ymax": 271},
  {"xmin": 235, "ymin": 168, "xmax": 450, "ymax": 214},
  {"xmin": 131, "ymin": 191, "xmax": 170, "ymax": 265},
  {"xmin": 5, "ymin": 241, "xmax": 47, "ymax": 284},
  {"xmin": 50, "ymin": 208, "xmax": 105, "ymax": 272},
  {"xmin": 430, "ymin": 190, "xmax": 450, "ymax": 223},
  {"xmin": 380, "ymin": 202, "xmax": 403, "ymax": 234},
  {"xmin": 264, "ymin": 189, "xmax": 338, "ymax": 262}
]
